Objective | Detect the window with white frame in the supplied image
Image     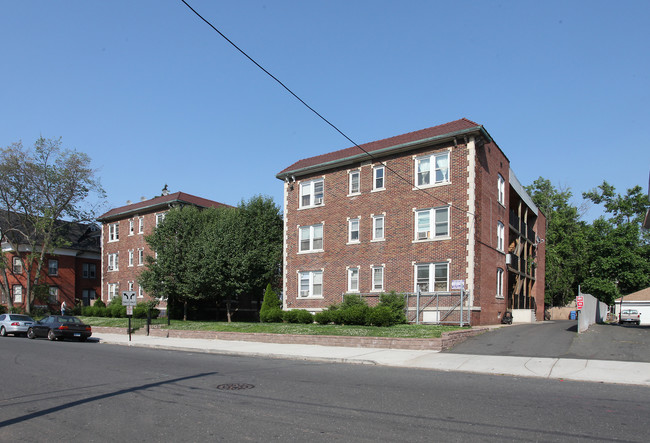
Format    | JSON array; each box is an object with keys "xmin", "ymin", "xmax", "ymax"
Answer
[
  {"xmin": 12, "ymin": 256, "xmax": 22, "ymax": 274},
  {"xmin": 415, "ymin": 262, "xmax": 449, "ymax": 293},
  {"xmin": 299, "ymin": 224, "xmax": 323, "ymax": 252},
  {"xmin": 371, "ymin": 266, "xmax": 384, "ymax": 292},
  {"xmin": 48, "ymin": 286, "xmax": 58, "ymax": 303},
  {"xmin": 128, "ymin": 281, "xmax": 134, "ymax": 291},
  {"xmin": 138, "ymin": 216, "xmax": 144, "ymax": 234},
  {"xmin": 299, "ymin": 179, "xmax": 324, "ymax": 208},
  {"xmin": 373, "ymin": 165, "xmax": 385, "ymax": 191},
  {"xmin": 349, "ymin": 170, "xmax": 360, "ymax": 195},
  {"xmin": 129, "ymin": 219, "xmax": 134, "ymax": 235},
  {"xmin": 48, "ymin": 259, "xmax": 58, "ymax": 276},
  {"xmin": 497, "ymin": 222, "xmax": 505, "ymax": 252},
  {"xmin": 348, "ymin": 218, "xmax": 360, "ymax": 243},
  {"xmin": 13, "ymin": 285, "xmax": 23, "ymax": 303},
  {"xmin": 107, "ymin": 283, "xmax": 119, "ymax": 300},
  {"xmin": 138, "ymin": 285, "xmax": 144, "ymax": 298},
  {"xmin": 155, "ymin": 212, "xmax": 167, "ymax": 226},
  {"xmin": 415, "ymin": 206, "xmax": 449, "ymax": 240},
  {"xmin": 497, "ymin": 174, "xmax": 505, "ymax": 205},
  {"xmin": 348, "ymin": 267, "xmax": 359, "ymax": 292},
  {"xmin": 496, "ymin": 268, "xmax": 504, "ymax": 298},
  {"xmin": 138, "ymin": 248, "xmax": 144, "ymax": 266},
  {"xmin": 128, "ymin": 250, "xmax": 134, "ymax": 267},
  {"xmin": 107, "ymin": 253, "xmax": 119, "ymax": 271},
  {"xmin": 415, "ymin": 151, "xmax": 450, "ymax": 187},
  {"xmin": 108, "ymin": 222, "xmax": 119, "ymax": 241},
  {"xmin": 82, "ymin": 263, "xmax": 96, "ymax": 279},
  {"xmin": 372, "ymin": 215, "xmax": 385, "ymax": 241},
  {"xmin": 298, "ymin": 270, "xmax": 323, "ymax": 297}
]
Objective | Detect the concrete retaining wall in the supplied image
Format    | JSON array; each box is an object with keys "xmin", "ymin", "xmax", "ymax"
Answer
[{"xmin": 93, "ymin": 326, "xmax": 489, "ymax": 351}]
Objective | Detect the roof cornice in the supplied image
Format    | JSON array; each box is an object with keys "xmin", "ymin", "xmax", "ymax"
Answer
[{"xmin": 276, "ymin": 125, "xmax": 491, "ymax": 180}]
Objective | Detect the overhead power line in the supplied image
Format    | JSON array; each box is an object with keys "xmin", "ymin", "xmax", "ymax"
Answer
[{"xmin": 179, "ymin": 0, "xmax": 474, "ymax": 218}]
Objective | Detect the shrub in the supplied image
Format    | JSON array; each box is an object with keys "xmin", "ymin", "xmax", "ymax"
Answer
[
  {"xmin": 283, "ymin": 309, "xmax": 313, "ymax": 324},
  {"xmin": 339, "ymin": 304, "xmax": 370, "ymax": 325},
  {"xmin": 81, "ymin": 305, "xmax": 94, "ymax": 316},
  {"xmin": 260, "ymin": 307, "xmax": 283, "ymax": 323},
  {"xmin": 377, "ymin": 291, "xmax": 407, "ymax": 325},
  {"xmin": 368, "ymin": 305, "xmax": 395, "ymax": 327},
  {"xmin": 0, "ymin": 305, "xmax": 6, "ymax": 315},
  {"xmin": 107, "ymin": 297, "xmax": 126, "ymax": 318},
  {"xmin": 314, "ymin": 310, "xmax": 332, "ymax": 325},
  {"xmin": 259, "ymin": 284, "xmax": 282, "ymax": 322},
  {"xmin": 94, "ymin": 299, "xmax": 106, "ymax": 308}
]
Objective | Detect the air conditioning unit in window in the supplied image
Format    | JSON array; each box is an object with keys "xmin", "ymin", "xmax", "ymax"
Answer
[
  {"xmin": 314, "ymin": 197, "xmax": 323, "ymax": 205},
  {"xmin": 108, "ymin": 265, "xmax": 114, "ymax": 271},
  {"xmin": 505, "ymin": 254, "xmax": 513, "ymax": 265},
  {"xmin": 417, "ymin": 231, "xmax": 430, "ymax": 240},
  {"xmin": 300, "ymin": 290, "xmax": 310, "ymax": 297}
]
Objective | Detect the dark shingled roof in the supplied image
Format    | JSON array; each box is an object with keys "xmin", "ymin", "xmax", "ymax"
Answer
[
  {"xmin": 97, "ymin": 192, "xmax": 230, "ymax": 222},
  {"xmin": 277, "ymin": 118, "xmax": 486, "ymax": 178}
]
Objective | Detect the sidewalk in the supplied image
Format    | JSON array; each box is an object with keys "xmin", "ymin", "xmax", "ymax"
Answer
[{"xmin": 93, "ymin": 332, "xmax": 650, "ymax": 387}]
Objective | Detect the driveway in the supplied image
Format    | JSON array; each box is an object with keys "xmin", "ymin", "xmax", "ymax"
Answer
[{"xmin": 445, "ymin": 321, "xmax": 650, "ymax": 363}]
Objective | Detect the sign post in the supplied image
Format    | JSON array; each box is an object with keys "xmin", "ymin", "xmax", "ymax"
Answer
[{"xmin": 122, "ymin": 291, "xmax": 137, "ymax": 341}]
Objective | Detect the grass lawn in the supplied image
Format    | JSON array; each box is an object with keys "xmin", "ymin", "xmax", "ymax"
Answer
[{"xmin": 79, "ymin": 317, "xmax": 464, "ymax": 338}]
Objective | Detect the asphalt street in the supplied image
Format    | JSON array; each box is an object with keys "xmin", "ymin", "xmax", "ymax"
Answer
[
  {"xmin": 446, "ymin": 320, "xmax": 650, "ymax": 362},
  {"xmin": 1, "ymin": 337, "xmax": 648, "ymax": 442}
]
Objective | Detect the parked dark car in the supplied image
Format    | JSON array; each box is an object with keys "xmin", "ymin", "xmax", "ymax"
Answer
[
  {"xmin": 0, "ymin": 314, "xmax": 36, "ymax": 337},
  {"xmin": 26, "ymin": 315, "xmax": 92, "ymax": 341}
]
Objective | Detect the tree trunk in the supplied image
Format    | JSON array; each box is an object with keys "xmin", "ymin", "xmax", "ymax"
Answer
[
  {"xmin": 226, "ymin": 300, "xmax": 232, "ymax": 323},
  {"xmin": 183, "ymin": 300, "xmax": 188, "ymax": 321}
]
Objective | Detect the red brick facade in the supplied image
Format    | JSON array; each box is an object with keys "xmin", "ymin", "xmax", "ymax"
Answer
[
  {"xmin": 1, "ymin": 230, "xmax": 101, "ymax": 312},
  {"xmin": 277, "ymin": 119, "xmax": 546, "ymax": 325},
  {"xmin": 97, "ymin": 191, "xmax": 229, "ymax": 312}
]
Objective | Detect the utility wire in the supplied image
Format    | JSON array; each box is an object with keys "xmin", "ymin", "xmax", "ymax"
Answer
[{"xmin": 179, "ymin": 0, "xmax": 474, "ymax": 218}]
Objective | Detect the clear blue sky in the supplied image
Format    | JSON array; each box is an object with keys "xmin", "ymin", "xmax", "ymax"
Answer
[{"xmin": 2, "ymin": 1, "xmax": 648, "ymax": 220}]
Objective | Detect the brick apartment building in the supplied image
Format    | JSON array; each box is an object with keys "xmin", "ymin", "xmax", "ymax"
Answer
[
  {"xmin": 1, "ymin": 217, "xmax": 101, "ymax": 312},
  {"xmin": 96, "ymin": 190, "xmax": 229, "ymax": 314},
  {"xmin": 276, "ymin": 118, "xmax": 546, "ymax": 325}
]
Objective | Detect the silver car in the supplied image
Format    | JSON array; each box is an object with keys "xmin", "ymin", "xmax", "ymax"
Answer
[{"xmin": 0, "ymin": 313, "xmax": 36, "ymax": 337}]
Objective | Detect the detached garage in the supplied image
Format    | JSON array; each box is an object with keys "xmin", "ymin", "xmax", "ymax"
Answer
[{"xmin": 614, "ymin": 287, "xmax": 650, "ymax": 325}]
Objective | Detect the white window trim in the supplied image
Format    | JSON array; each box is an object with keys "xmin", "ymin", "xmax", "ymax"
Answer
[
  {"xmin": 497, "ymin": 174, "xmax": 505, "ymax": 206},
  {"xmin": 372, "ymin": 214, "xmax": 385, "ymax": 242},
  {"xmin": 138, "ymin": 248, "xmax": 145, "ymax": 266},
  {"xmin": 348, "ymin": 218, "xmax": 360, "ymax": 244},
  {"xmin": 347, "ymin": 267, "xmax": 360, "ymax": 293},
  {"xmin": 298, "ymin": 224, "xmax": 324, "ymax": 253},
  {"xmin": 496, "ymin": 268, "xmax": 504, "ymax": 299},
  {"xmin": 155, "ymin": 212, "xmax": 167, "ymax": 227},
  {"xmin": 13, "ymin": 285, "xmax": 23, "ymax": 303},
  {"xmin": 413, "ymin": 206, "xmax": 451, "ymax": 242},
  {"xmin": 414, "ymin": 151, "xmax": 450, "ymax": 189},
  {"xmin": 497, "ymin": 222, "xmax": 505, "ymax": 252},
  {"xmin": 108, "ymin": 222, "xmax": 119, "ymax": 242},
  {"xmin": 414, "ymin": 262, "xmax": 450, "ymax": 293},
  {"xmin": 128, "ymin": 249, "xmax": 134, "ymax": 267},
  {"xmin": 138, "ymin": 216, "xmax": 144, "ymax": 234},
  {"xmin": 299, "ymin": 178, "xmax": 325, "ymax": 209},
  {"xmin": 107, "ymin": 283, "xmax": 119, "ymax": 300},
  {"xmin": 107, "ymin": 252, "xmax": 119, "ymax": 272},
  {"xmin": 298, "ymin": 270, "xmax": 324, "ymax": 298},
  {"xmin": 371, "ymin": 265, "xmax": 385, "ymax": 292},
  {"xmin": 372, "ymin": 165, "xmax": 386, "ymax": 192},
  {"xmin": 128, "ymin": 219, "xmax": 135, "ymax": 236},
  {"xmin": 48, "ymin": 259, "xmax": 58, "ymax": 276},
  {"xmin": 348, "ymin": 170, "xmax": 361, "ymax": 196}
]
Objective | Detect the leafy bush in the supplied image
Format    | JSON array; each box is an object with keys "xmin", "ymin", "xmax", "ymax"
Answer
[
  {"xmin": 133, "ymin": 300, "xmax": 160, "ymax": 319},
  {"xmin": 314, "ymin": 310, "xmax": 332, "ymax": 325},
  {"xmin": 94, "ymin": 299, "xmax": 106, "ymax": 308},
  {"xmin": 107, "ymin": 297, "xmax": 126, "ymax": 318},
  {"xmin": 261, "ymin": 307, "xmax": 284, "ymax": 323},
  {"xmin": 9, "ymin": 305, "xmax": 26, "ymax": 314},
  {"xmin": 283, "ymin": 309, "xmax": 313, "ymax": 324},
  {"xmin": 339, "ymin": 304, "xmax": 370, "ymax": 325},
  {"xmin": 259, "ymin": 284, "xmax": 282, "ymax": 322},
  {"xmin": 368, "ymin": 305, "xmax": 395, "ymax": 327},
  {"xmin": 377, "ymin": 291, "xmax": 407, "ymax": 325},
  {"xmin": 0, "ymin": 305, "xmax": 6, "ymax": 315}
]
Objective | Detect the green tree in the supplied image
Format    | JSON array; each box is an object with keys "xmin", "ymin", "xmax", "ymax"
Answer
[
  {"xmin": 581, "ymin": 181, "xmax": 650, "ymax": 303},
  {"xmin": 139, "ymin": 205, "xmax": 208, "ymax": 320},
  {"xmin": 525, "ymin": 178, "xmax": 589, "ymax": 306},
  {"xmin": 0, "ymin": 137, "xmax": 104, "ymax": 313}
]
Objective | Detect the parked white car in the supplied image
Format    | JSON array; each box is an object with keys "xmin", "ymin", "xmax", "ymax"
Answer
[
  {"xmin": 619, "ymin": 309, "xmax": 641, "ymax": 325},
  {"xmin": 0, "ymin": 313, "xmax": 36, "ymax": 337}
]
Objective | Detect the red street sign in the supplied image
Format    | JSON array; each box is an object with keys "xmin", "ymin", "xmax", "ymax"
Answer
[{"xmin": 576, "ymin": 295, "xmax": 584, "ymax": 310}]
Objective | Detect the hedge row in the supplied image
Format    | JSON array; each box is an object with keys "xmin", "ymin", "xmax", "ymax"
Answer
[
  {"xmin": 81, "ymin": 299, "xmax": 160, "ymax": 319},
  {"xmin": 260, "ymin": 290, "xmax": 408, "ymax": 327}
]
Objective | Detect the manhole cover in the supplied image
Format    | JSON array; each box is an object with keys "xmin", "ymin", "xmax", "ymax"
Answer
[{"xmin": 216, "ymin": 383, "xmax": 255, "ymax": 391}]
